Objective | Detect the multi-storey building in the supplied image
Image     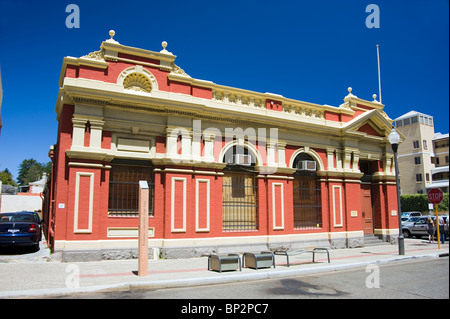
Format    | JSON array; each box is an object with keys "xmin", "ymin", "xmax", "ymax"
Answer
[
  {"xmin": 394, "ymin": 111, "xmax": 449, "ymax": 194},
  {"xmin": 429, "ymin": 133, "xmax": 449, "ymax": 193},
  {"xmin": 43, "ymin": 32, "xmax": 400, "ymax": 261}
]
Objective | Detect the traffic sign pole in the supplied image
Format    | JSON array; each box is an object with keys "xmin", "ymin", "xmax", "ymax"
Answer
[
  {"xmin": 435, "ymin": 204, "xmax": 440, "ymax": 250},
  {"xmin": 428, "ymin": 188, "xmax": 443, "ymax": 250}
]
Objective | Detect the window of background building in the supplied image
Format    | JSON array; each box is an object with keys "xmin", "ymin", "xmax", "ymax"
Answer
[
  {"xmin": 396, "ymin": 120, "xmax": 402, "ymax": 127},
  {"xmin": 404, "ymin": 118, "xmax": 410, "ymax": 126},
  {"xmin": 413, "ymin": 140, "xmax": 419, "ymax": 149},
  {"xmin": 426, "ymin": 173, "xmax": 430, "ymax": 181},
  {"xmin": 423, "ymin": 140, "xmax": 428, "ymax": 150},
  {"xmin": 411, "ymin": 116, "xmax": 418, "ymax": 124},
  {"xmin": 414, "ymin": 157, "xmax": 421, "ymax": 165},
  {"xmin": 416, "ymin": 174, "xmax": 423, "ymax": 182}
]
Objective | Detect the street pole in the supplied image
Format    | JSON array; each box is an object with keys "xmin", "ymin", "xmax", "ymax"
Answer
[
  {"xmin": 393, "ymin": 148, "xmax": 405, "ymax": 255},
  {"xmin": 389, "ymin": 128, "xmax": 405, "ymax": 256},
  {"xmin": 138, "ymin": 180, "xmax": 149, "ymax": 277}
]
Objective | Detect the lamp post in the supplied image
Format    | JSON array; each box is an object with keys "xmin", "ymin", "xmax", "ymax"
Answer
[{"xmin": 388, "ymin": 128, "xmax": 405, "ymax": 255}]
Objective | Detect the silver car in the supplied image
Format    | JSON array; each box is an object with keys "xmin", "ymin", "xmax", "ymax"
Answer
[{"xmin": 402, "ymin": 215, "xmax": 448, "ymax": 238}]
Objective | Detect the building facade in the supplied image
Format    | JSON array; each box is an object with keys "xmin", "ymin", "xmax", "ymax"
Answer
[
  {"xmin": 394, "ymin": 111, "xmax": 449, "ymax": 194},
  {"xmin": 429, "ymin": 133, "xmax": 449, "ymax": 193},
  {"xmin": 43, "ymin": 32, "xmax": 400, "ymax": 261}
]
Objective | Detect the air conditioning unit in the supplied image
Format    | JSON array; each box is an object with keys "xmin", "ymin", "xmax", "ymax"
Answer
[
  {"xmin": 297, "ymin": 160, "xmax": 316, "ymax": 171},
  {"xmin": 233, "ymin": 154, "xmax": 252, "ymax": 166}
]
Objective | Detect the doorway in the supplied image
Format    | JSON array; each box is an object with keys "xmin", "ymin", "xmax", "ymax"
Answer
[
  {"xmin": 359, "ymin": 160, "xmax": 376, "ymax": 234},
  {"xmin": 361, "ymin": 184, "xmax": 374, "ymax": 234}
]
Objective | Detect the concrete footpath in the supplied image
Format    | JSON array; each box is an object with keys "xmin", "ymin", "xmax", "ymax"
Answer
[{"xmin": 0, "ymin": 239, "xmax": 448, "ymax": 298}]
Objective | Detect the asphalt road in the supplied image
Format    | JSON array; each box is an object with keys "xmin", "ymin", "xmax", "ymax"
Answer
[{"xmin": 60, "ymin": 257, "xmax": 449, "ymax": 300}]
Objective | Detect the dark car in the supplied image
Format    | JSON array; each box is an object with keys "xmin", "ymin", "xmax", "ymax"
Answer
[{"xmin": 0, "ymin": 211, "xmax": 42, "ymax": 249}]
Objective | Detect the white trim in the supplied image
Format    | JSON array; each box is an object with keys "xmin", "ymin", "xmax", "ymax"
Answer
[
  {"xmin": 332, "ymin": 185, "xmax": 343, "ymax": 227},
  {"xmin": 55, "ymin": 231, "xmax": 366, "ymax": 250},
  {"xmin": 73, "ymin": 172, "xmax": 94, "ymax": 233},
  {"xmin": 107, "ymin": 227, "xmax": 155, "ymax": 238},
  {"xmin": 171, "ymin": 177, "xmax": 187, "ymax": 232},
  {"xmin": 272, "ymin": 183, "xmax": 285, "ymax": 230},
  {"xmin": 195, "ymin": 179, "xmax": 210, "ymax": 232}
]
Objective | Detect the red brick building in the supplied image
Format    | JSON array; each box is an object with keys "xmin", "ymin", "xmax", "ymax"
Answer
[{"xmin": 43, "ymin": 31, "xmax": 400, "ymax": 261}]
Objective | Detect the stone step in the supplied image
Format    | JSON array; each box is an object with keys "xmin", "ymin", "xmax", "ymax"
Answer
[{"xmin": 364, "ymin": 235, "xmax": 390, "ymax": 247}]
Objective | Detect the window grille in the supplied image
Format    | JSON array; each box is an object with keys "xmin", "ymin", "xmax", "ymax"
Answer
[
  {"xmin": 222, "ymin": 171, "xmax": 258, "ymax": 231},
  {"xmin": 293, "ymin": 174, "xmax": 322, "ymax": 229},
  {"xmin": 108, "ymin": 165, "xmax": 154, "ymax": 216}
]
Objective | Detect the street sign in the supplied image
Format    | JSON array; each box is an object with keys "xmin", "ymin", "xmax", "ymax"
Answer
[{"xmin": 428, "ymin": 188, "xmax": 443, "ymax": 204}]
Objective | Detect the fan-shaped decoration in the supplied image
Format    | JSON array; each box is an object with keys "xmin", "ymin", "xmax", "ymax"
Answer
[{"xmin": 123, "ymin": 73, "xmax": 152, "ymax": 93}]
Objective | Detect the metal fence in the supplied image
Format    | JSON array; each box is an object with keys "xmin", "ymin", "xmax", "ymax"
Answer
[
  {"xmin": 293, "ymin": 175, "xmax": 322, "ymax": 229},
  {"xmin": 108, "ymin": 165, "xmax": 154, "ymax": 216},
  {"xmin": 222, "ymin": 172, "xmax": 258, "ymax": 231}
]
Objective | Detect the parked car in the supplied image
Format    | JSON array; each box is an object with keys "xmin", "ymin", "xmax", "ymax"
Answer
[
  {"xmin": 401, "ymin": 211, "xmax": 422, "ymax": 223},
  {"xmin": 402, "ymin": 215, "xmax": 448, "ymax": 239},
  {"xmin": 0, "ymin": 211, "xmax": 42, "ymax": 249}
]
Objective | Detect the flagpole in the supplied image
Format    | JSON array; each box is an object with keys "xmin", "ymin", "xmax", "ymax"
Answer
[{"xmin": 376, "ymin": 44, "xmax": 382, "ymax": 104}]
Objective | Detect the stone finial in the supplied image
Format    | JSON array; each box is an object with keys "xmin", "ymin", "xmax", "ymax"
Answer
[
  {"xmin": 160, "ymin": 41, "xmax": 172, "ymax": 54},
  {"xmin": 344, "ymin": 86, "xmax": 357, "ymax": 99},
  {"xmin": 106, "ymin": 29, "xmax": 119, "ymax": 44}
]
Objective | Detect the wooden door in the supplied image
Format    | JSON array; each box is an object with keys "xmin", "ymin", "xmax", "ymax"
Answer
[{"xmin": 361, "ymin": 184, "xmax": 374, "ymax": 234}]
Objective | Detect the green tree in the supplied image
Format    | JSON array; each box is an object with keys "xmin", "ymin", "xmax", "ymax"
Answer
[
  {"xmin": 16, "ymin": 158, "xmax": 51, "ymax": 186},
  {"xmin": 0, "ymin": 168, "xmax": 17, "ymax": 186}
]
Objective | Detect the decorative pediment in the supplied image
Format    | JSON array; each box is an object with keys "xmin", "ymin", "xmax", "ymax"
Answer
[
  {"xmin": 343, "ymin": 109, "xmax": 393, "ymax": 139},
  {"xmin": 356, "ymin": 122, "xmax": 383, "ymax": 137},
  {"xmin": 117, "ymin": 66, "xmax": 159, "ymax": 92},
  {"xmin": 123, "ymin": 73, "xmax": 152, "ymax": 93}
]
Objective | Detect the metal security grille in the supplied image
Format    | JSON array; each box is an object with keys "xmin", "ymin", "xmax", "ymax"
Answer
[
  {"xmin": 222, "ymin": 172, "xmax": 258, "ymax": 231},
  {"xmin": 108, "ymin": 165, "xmax": 154, "ymax": 216},
  {"xmin": 293, "ymin": 174, "xmax": 322, "ymax": 229}
]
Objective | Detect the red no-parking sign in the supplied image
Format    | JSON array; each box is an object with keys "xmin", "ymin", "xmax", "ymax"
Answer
[{"xmin": 428, "ymin": 188, "xmax": 443, "ymax": 205}]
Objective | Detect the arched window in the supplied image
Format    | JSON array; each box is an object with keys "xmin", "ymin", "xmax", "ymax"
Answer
[{"xmin": 292, "ymin": 153, "xmax": 322, "ymax": 229}]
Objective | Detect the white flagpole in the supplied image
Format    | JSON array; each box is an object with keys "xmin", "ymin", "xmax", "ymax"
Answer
[{"xmin": 376, "ymin": 44, "xmax": 382, "ymax": 104}]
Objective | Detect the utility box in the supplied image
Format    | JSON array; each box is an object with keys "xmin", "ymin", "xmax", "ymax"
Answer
[
  {"xmin": 243, "ymin": 252, "xmax": 275, "ymax": 270},
  {"xmin": 208, "ymin": 254, "xmax": 241, "ymax": 272}
]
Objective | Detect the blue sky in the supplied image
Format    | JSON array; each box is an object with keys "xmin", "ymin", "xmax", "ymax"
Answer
[{"xmin": 0, "ymin": 0, "xmax": 448, "ymax": 180}]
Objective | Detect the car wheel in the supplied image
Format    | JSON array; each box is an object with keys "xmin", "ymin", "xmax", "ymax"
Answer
[{"xmin": 402, "ymin": 230, "xmax": 411, "ymax": 238}]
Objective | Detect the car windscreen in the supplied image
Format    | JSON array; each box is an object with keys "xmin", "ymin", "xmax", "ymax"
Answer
[{"xmin": 0, "ymin": 214, "xmax": 35, "ymax": 223}]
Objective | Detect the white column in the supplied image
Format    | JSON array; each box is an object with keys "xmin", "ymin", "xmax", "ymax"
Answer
[
  {"xmin": 72, "ymin": 118, "xmax": 87, "ymax": 149},
  {"xmin": 89, "ymin": 119, "xmax": 104, "ymax": 149}
]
